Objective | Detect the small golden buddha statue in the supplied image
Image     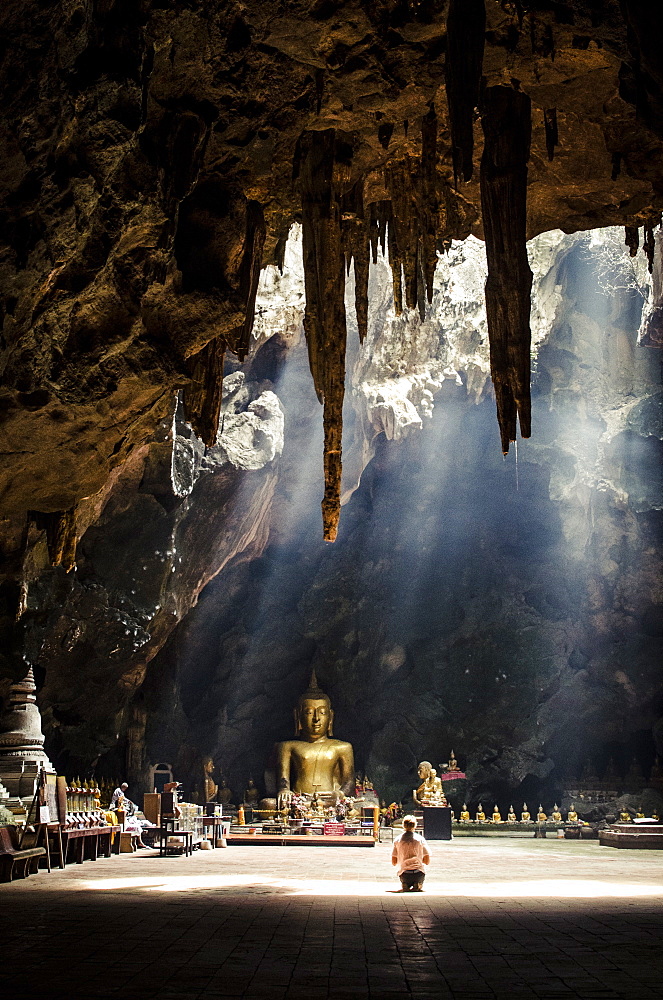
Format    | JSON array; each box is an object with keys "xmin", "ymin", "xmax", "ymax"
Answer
[
  {"xmin": 619, "ymin": 808, "xmax": 632, "ymax": 823},
  {"xmin": 492, "ymin": 804, "xmax": 502, "ymax": 823},
  {"xmin": 219, "ymin": 779, "xmax": 233, "ymax": 805},
  {"xmin": 275, "ymin": 672, "xmax": 354, "ymax": 809},
  {"xmin": 203, "ymin": 757, "xmax": 218, "ymax": 803},
  {"xmin": 311, "ymin": 792, "xmax": 326, "ymax": 818},
  {"xmin": 567, "ymin": 804, "xmax": 578, "ymax": 822},
  {"xmin": 448, "ymin": 750, "xmax": 459, "ymax": 771},
  {"xmin": 551, "ymin": 803, "xmax": 562, "ymax": 823},
  {"xmin": 506, "ymin": 805, "xmax": 516, "ymax": 823},
  {"xmin": 636, "ymin": 807, "xmax": 645, "ymax": 819},
  {"xmin": 460, "ymin": 803, "xmax": 470, "ymax": 822},
  {"xmin": 475, "ymin": 803, "xmax": 486, "ymax": 823},
  {"xmin": 649, "ymin": 757, "xmax": 663, "ymax": 787},
  {"xmin": 537, "ymin": 804, "xmax": 547, "ymax": 822},
  {"xmin": 244, "ymin": 779, "xmax": 260, "ymax": 805},
  {"xmin": 521, "ymin": 803, "xmax": 531, "ymax": 822}
]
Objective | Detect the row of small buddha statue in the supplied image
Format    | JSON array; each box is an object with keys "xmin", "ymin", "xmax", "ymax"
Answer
[
  {"xmin": 458, "ymin": 803, "xmax": 577, "ymax": 824},
  {"xmin": 569, "ymin": 756, "xmax": 663, "ymax": 792}
]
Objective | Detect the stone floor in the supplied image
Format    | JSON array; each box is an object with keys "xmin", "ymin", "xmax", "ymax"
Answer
[{"xmin": 1, "ymin": 838, "xmax": 662, "ymax": 1000}]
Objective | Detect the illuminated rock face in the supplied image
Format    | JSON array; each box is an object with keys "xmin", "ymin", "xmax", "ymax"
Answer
[{"xmin": 131, "ymin": 232, "xmax": 660, "ymax": 806}]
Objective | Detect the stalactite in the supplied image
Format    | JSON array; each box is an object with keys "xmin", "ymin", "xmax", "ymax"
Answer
[
  {"xmin": 420, "ymin": 105, "xmax": 440, "ymax": 306},
  {"xmin": 182, "ymin": 336, "xmax": 226, "ymax": 446},
  {"xmin": 30, "ymin": 509, "xmax": 78, "ymax": 572},
  {"xmin": 227, "ymin": 200, "xmax": 266, "ymax": 361},
  {"xmin": 625, "ymin": 225, "xmax": 639, "ymax": 257},
  {"xmin": 445, "ymin": 0, "xmax": 486, "ymax": 185},
  {"xmin": 643, "ymin": 216, "xmax": 661, "ymax": 273},
  {"xmin": 611, "ymin": 153, "xmax": 622, "ymax": 180},
  {"xmin": 341, "ymin": 182, "xmax": 369, "ymax": 343},
  {"xmin": 385, "ymin": 162, "xmax": 414, "ymax": 313},
  {"xmin": 182, "ymin": 201, "xmax": 264, "ymax": 444},
  {"xmin": 480, "ymin": 84, "xmax": 533, "ymax": 454},
  {"xmin": 298, "ymin": 129, "xmax": 349, "ymax": 542},
  {"xmin": 543, "ymin": 108, "xmax": 558, "ymax": 161}
]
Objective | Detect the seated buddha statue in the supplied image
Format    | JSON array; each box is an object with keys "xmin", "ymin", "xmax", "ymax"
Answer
[
  {"xmin": 507, "ymin": 805, "xmax": 517, "ymax": 823},
  {"xmin": 275, "ymin": 672, "xmax": 354, "ymax": 810},
  {"xmin": 448, "ymin": 750, "xmax": 459, "ymax": 771},
  {"xmin": 414, "ymin": 761, "xmax": 443, "ymax": 806},
  {"xmin": 537, "ymin": 804, "xmax": 547, "ymax": 822},
  {"xmin": 619, "ymin": 808, "xmax": 632, "ymax": 823},
  {"xmin": 492, "ymin": 804, "xmax": 502, "ymax": 823},
  {"xmin": 202, "ymin": 757, "xmax": 218, "ymax": 803},
  {"xmin": 218, "ymin": 778, "xmax": 234, "ymax": 806},
  {"xmin": 521, "ymin": 803, "xmax": 531, "ymax": 822},
  {"xmin": 551, "ymin": 803, "xmax": 562, "ymax": 823},
  {"xmin": 244, "ymin": 779, "xmax": 260, "ymax": 805},
  {"xmin": 475, "ymin": 803, "xmax": 486, "ymax": 823},
  {"xmin": 460, "ymin": 803, "xmax": 471, "ymax": 823},
  {"xmin": 567, "ymin": 803, "xmax": 578, "ymax": 823}
]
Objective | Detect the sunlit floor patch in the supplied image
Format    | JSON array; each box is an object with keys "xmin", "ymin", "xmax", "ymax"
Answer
[{"xmin": 82, "ymin": 873, "xmax": 663, "ymax": 898}]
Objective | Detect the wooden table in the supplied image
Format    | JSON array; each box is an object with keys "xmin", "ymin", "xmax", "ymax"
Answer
[
  {"xmin": 201, "ymin": 816, "xmax": 230, "ymax": 847},
  {"xmin": 158, "ymin": 819, "xmax": 194, "ymax": 857},
  {"xmin": 62, "ymin": 826, "xmax": 121, "ymax": 864}
]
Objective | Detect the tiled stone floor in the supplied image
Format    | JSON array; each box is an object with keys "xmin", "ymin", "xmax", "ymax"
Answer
[{"xmin": 1, "ymin": 838, "xmax": 662, "ymax": 999}]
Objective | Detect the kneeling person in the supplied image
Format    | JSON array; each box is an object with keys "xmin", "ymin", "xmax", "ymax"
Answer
[{"xmin": 391, "ymin": 815, "xmax": 430, "ymax": 891}]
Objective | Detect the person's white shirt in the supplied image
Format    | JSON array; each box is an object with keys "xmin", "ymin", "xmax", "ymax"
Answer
[{"xmin": 392, "ymin": 830, "xmax": 431, "ymax": 875}]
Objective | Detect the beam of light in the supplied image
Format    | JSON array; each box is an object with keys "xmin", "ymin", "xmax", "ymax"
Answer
[{"xmin": 80, "ymin": 874, "xmax": 663, "ymax": 898}]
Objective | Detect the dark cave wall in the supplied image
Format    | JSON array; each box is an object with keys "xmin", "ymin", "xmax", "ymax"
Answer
[{"xmin": 131, "ymin": 243, "xmax": 662, "ymax": 810}]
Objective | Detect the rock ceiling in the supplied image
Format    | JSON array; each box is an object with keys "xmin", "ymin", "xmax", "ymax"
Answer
[{"xmin": 1, "ymin": 1, "xmax": 662, "ymax": 667}]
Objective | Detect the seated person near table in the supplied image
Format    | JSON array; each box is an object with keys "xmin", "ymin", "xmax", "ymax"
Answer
[
  {"xmin": 391, "ymin": 815, "xmax": 431, "ymax": 892},
  {"xmin": 110, "ymin": 783, "xmax": 129, "ymax": 809}
]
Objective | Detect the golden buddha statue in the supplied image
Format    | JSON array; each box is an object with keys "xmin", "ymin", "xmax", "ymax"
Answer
[
  {"xmin": 537, "ymin": 804, "xmax": 547, "ymax": 822},
  {"xmin": 567, "ymin": 803, "xmax": 578, "ymax": 822},
  {"xmin": 507, "ymin": 805, "xmax": 517, "ymax": 823},
  {"xmin": 244, "ymin": 779, "xmax": 260, "ymax": 805},
  {"xmin": 414, "ymin": 761, "xmax": 443, "ymax": 805},
  {"xmin": 448, "ymin": 750, "xmax": 459, "ymax": 771},
  {"xmin": 203, "ymin": 757, "xmax": 218, "ymax": 803},
  {"xmin": 475, "ymin": 803, "xmax": 486, "ymax": 823},
  {"xmin": 218, "ymin": 779, "xmax": 233, "ymax": 806},
  {"xmin": 636, "ymin": 807, "xmax": 645, "ymax": 819},
  {"xmin": 275, "ymin": 672, "xmax": 354, "ymax": 810},
  {"xmin": 551, "ymin": 803, "xmax": 562, "ymax": 823},
  {"xmin": 649, "ymin": 756, "xmax": 663, "ymax": 788},
  {"xmin": 311, "ymin": 792, "xmax": 326, "ymax": 818},
  {"xmin": 521, "ymin": 803, "xmax": 531, "ymax": 822},
  {"xmin": 460, "ymin": 803, "xmax": 470, "ymax": 822},
  {"xmin": 619, "ymin": 808, "xmax": 632, "ymax": 823},
  {"xmin": 492, "ymin": 804, "xmax": 502, "ymax": 823}
]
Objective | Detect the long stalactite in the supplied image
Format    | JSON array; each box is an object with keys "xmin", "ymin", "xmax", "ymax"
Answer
[
  {"xmin": 445, "ymin": 0, "xmax": 486, "ymax": 185},
  {"xmin": 480, "ymin": 85, "xmax": 533, "ymax": 454},
  {"xmin": 298, "ymin": 129, "xmax": 349, "ymax": 542}
]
